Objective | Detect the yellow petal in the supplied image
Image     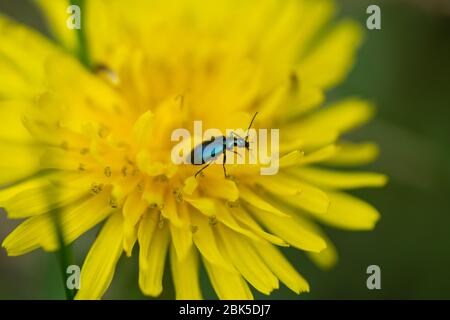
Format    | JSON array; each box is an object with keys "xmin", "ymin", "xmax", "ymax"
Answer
[
  {"xmin": 185, "ymin": 197, "xmax": 217, "ymax": 217},
  {"xmin": 2, "ymin": 214, "xmax": 55, "ymax": 256},
  {"xmin": 183, "ymin": 176, "xmax": 198, "ymax": 195},
  {"xmin": 0, "ymin": 142, "xmax": 42, "ymax": 185},
  {"xmin": 60, "ymin": 191, "xmax": 114, "ymax": 244},
  {"xmin": 137, "ymin": 211, "xmax": 158, "ymax": 270},
  {"xmin": 268, "ymin": 174, "xmax": 330, "ymax": 214},
  {"xmin": 83, "ymin": 0, "xmax": 123, "ymax": 64},
  {"xmin": 291, "ymin": 167, "xmax": 388, "ymax": 190},
  {"xmin": 307, "ymin": 237, "xmax": 338, "ymax": 270},
  {"xmin": 249, "ymin": 206, "xmax": 326, "ymax": 252},
  {"xmin": 214, "ymin": 202, "xmax": 260, "ymax": 242},
  {"xmin": 170, "ymin": 222, "xmax": 193, "ymax": 261},
  {"xmin": 161, "ymin": 193, "xmax": 183, "ymax": 227},
  {"xmin": 0, "ymin": 15, "xmax": 56, "ymax": 83},
  {"xmin": 202, "ymin": 176, "xmax": 239, "ymax": 202},
  {"xmin": 132, "ymin": 110, "xmax": 154, "ymax": 151},
  {"xmin": 33, "ymin": 0, "xmax": 78, "ymax": 53},
  {"xmin": 289, "ymin": 213, "xmax": 339, "ymax": 270},
  {"xmin": 123, "ymin": 223, "xmax": 137, "ymax": 257},
  {"xmin": 251, "ymin": 175, "xmax": 301, "ymax": 196},
  {"xmin": 141, "ymin": 178, "xmax": 165, "ymax": 209},
  {"xmin": 0, "ymin": 61, "xmax": 40, "ymax": 98},
  {"xmin": 170, "ymin": 245, "xmax": 202, "ymax": 300},
  {"xmin": 39, "ymin": 147, "xmax": 85, "ymax": 171},
  {"xmin": 281, "ymin": 127, "xmax": 338, "ymax": 152},
  {"xmin": 139, "ymin": 220, "xmax": 170, "ymax": 297},
  {"xmin": 296, "ymin": 0, "xmax": 335, "ymax": 56},
  {"xmin": 75, "ymin": 212, "xmax": 124, "ymax": 300},
  {"xmin": 299, "ymin": 20, "xmax": 363, "ymax": 89},
  {"xmin": 323, "ymin": 142, "xmax": 380, "ymax": 166},
  {"xmin": 203, "ymin": 259, "xmax": 253, "ymax": 300},
  {"xmin": 177, "ymin": 201, "xmax": 192, "ymax": 226},
  {"xmin": 313, "ymin": 191, "xmax": 380, "ymax": 230},
  {"xmin": 277, "ymin": 145, "xmax": 338, "ymax": 167},
  {"xmin": 190, "ymin": 211, "xmax": 234, "ymax": 272},
  {"xmin": 0, "ymin": 172, "xmax": 57, "ymax": 202},
  {"xmin": 217, "ymin": 224, "xmax": 279, "ymax": 295},
  {"xmin": 301, "ymin": 98, "xmax": 375, "ymax": 135},
  {"xmin": 231, "ymin": 206, "xmax": 288, "ymax": 246},
  {"xmin": 258, "ymin": 0, "xmax": 303, "ymax": 63},
  {"xmin": 300, "ymin": 145, "xmax": 339, "ymax": 165},
  {"xmin": 1, "ymin": 184, "xmax": 87, "ymax": 218},
  {"xmin": 122, "ymin": 190, "xmax": 147, "ymax": 227},
  {"xmin": 120, "ymin": 182, "xmax": 142, "ymax": 255},
  {"xmin": 279, "ymin": 150, "xmax": 305, "ymax": 167},
  {"xmin": 253, "ymin": 240, "xmax": 309, "ymax": 294},
  {"xmin": 257, "ymin": 83, "xmax": 290, "ymax": 123},
  {"xmin": 284, "ymin": 84, "xmax": 325, "ymax": 117},
  {"xmin": 3, "ymin": 191, "xmax": 113, "ymax": 255},
  {"xmin": 0, "ymin": 100, "xmax": 33, "ymax": 143},
  {"xmin": 238, "ymin": 185, "xmax": 289, "ymax": 217}
]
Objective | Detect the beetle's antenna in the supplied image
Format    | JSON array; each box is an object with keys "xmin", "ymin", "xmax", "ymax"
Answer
[
  {"xmin": 245, "ymin": 112, "xmax": 258, "ymax": 140},
  {"xmin": 230, "ymin": 131, "xmax": 244, "ymax": 139}
]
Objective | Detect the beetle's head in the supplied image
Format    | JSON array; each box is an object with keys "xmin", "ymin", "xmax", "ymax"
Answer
[{"xmin": 235, "ymin": 137, "xmax": 246, "ymax": 148}]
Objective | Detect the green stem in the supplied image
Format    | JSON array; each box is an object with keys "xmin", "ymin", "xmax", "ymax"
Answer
[
  {"xmin": 70, "ymin": 0, "xmax": 91, "ymax": 68},
  {"xmin": 51, "ymin": 209, "xmax": 76, "ymax": 300}
]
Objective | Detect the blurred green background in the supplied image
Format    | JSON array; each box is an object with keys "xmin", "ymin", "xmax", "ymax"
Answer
[{"xmin": 0, "ymin": 0, "xmax": 449, "ymax": 299}]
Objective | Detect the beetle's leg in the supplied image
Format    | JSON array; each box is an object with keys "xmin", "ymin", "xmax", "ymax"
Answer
[
  {"xmin": 195, "ymin": 161, "xmax": 213, "ymax": 178},
  {"xmin": 232, "ymin": 150, "xmax": 242, "ymax": 158},
  {"xmin": 222, "ymin": 152, "xmax": 228, "ymax": 178}
]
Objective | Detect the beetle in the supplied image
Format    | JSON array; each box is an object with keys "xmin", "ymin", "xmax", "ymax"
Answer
[{"xmin": 188, "ymin": 112, "xmax": 258, "ymax": 178}]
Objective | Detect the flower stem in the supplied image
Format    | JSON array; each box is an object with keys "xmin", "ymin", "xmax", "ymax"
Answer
[
  {"xmin": 70, "ymin": 0, "xmax": 91, "ymax": 68},
  {"xmin": 51, "ymin": 209, "xmax": 76, "ymax": 300}
]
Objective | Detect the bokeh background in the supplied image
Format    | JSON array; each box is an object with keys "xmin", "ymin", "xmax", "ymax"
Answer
[{"xmin": 0, "ymin": 0, "xmax": 449, "ymax": 299}]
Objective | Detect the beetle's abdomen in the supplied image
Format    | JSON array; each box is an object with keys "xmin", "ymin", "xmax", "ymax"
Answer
[
  {"xmin": 188, "ymin": 143, "xmax": 206, "ymax": 165},
  {"xmin": 188, "ymin": 136, "xmax": 225, "ymax": 165}
]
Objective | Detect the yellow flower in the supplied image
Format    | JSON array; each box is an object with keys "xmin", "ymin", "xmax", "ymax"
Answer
[{"xmin": 0, "ymin": 0, "xmax": 387, "ymax": 299}]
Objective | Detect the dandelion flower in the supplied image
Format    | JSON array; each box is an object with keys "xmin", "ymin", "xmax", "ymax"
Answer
[{"xmin": 0, "ymin": 0, "xmax": 387, "ymax": 299}]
